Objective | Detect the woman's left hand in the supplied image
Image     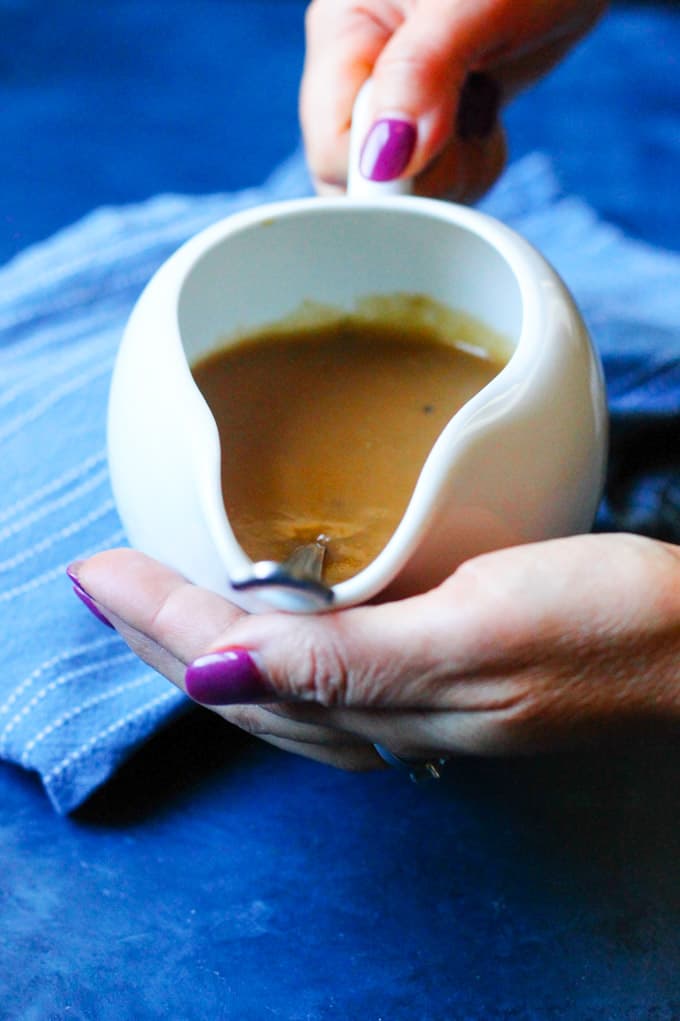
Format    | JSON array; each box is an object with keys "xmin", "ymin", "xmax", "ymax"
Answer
[{"xmin": 68, "ymin": 532, "xmax": 680, "ymax": 771}]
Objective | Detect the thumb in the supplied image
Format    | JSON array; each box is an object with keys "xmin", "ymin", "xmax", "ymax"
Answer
[
  {"xmin": 70, "ymin": 547, "xmax": 472, "ymax": 711},
  {"xmin": 359, "ymin": 0, "xmax": 503, "ymax": 185},
  {"xmin": 184, "ymin": 587, "xmax": 467, "ymax": 709},
  {"xmin": 300, "ymin": 0, "xmax": 503, "ymax": 196}
]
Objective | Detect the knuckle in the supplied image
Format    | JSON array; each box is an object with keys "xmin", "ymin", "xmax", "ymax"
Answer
[
  {"xmin": 295, "ymin": 633, "xmax": 352, "ymax": 708},
  {"xmin": 495, "ymin": 674, "xmax": 573, "ymax": 752},
  {"xmin": 143, "ymin": 583, "xmax": 184, "ymax": 646},
  {"xmin": 450, "ymin": 551, "xmax": 496, "ymax": 590},
  {"xmin": 376, "ymin": 41, "xmax": 447, "ymax": 96},
  {"xmin": 304, "ymin": 0, "xmax": 325, "ymax": 37}
]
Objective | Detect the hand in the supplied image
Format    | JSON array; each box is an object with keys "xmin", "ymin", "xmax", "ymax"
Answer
[
  {"xmin": 69, "ymin": 533, "xmax": 680, "ymax": 770},
  {"xmin": 300, "ymin": 0, "xmax": 606, "ymax": 201}
]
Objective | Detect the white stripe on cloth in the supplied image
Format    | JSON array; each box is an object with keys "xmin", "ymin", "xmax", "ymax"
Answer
[{"xmin": 0, "ymin": 652, "xmax": 137, "ymax": 754}]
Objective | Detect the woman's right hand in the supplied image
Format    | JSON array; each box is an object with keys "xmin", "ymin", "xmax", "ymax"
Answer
[{"xmin": 300, "ymin": 0, "xmax": 607, "ymax": 202}]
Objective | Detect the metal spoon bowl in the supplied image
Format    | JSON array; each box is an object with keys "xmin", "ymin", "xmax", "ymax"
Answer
[{"xmin": 230, "ymin": 537, "xmax": 334, "ymax": 610}]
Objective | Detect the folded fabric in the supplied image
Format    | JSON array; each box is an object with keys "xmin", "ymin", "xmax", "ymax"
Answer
[{"xmin": 1, "ymin": 151, "xmax": 678, "ymax": 814}]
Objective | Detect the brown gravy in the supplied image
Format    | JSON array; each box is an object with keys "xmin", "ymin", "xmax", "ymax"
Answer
[{"xmin": 192, "ymin": 301, "xmax": 509, "ymax": 585}]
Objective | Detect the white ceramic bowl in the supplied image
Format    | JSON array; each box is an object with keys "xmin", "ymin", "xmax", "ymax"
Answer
[{"xmin": 107, "ymin": 191, "xmax": 607, "ymax": 611}]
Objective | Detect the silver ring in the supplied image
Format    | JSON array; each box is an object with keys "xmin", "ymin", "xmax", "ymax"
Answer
[{"xmin": 374, "ymin": 743, "xmax": 448, "ymax": 783}]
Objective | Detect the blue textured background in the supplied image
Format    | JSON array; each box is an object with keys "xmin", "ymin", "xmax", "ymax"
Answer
[{"xmin": 2, "ymin": 2, "xmax": 680, "ymax": 1018}]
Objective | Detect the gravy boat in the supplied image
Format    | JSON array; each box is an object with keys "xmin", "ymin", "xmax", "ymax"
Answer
[{"xmin": 108, "ymin": 88, "xmax": 608, "ymax": 612}]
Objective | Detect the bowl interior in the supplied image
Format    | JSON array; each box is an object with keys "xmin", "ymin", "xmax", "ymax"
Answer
[{"xmin": 176, "ymin": 202, "xmax": 524, "ymax": 365}]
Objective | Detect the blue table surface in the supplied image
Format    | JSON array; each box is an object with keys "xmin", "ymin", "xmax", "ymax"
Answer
[{"xmin": 2, "ymin": 3, "xmax": 680, "ymax": 1019}]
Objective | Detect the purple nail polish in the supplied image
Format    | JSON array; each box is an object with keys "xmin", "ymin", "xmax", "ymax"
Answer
[
  {"xmin": 359, "ymin": 118, "xmax": 417, "ymax": 182},
  {"xmin": 456, "ymin": 72, "xmax": 500, "ymax": 141},
  {"xmin": 69, "ymin": 579, "xmax": 114, "ymax": 629},
  {"xmin": 185, "ymin": 648, "xmax": 273, "ymax": 706}
]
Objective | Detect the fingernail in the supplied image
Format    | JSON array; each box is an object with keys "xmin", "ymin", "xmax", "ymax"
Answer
[
  {"xmin": 359, "ymin": 117, "xmax": 417, "ymax": 182},
  {"xmin": 66, "ymin": 563, "xmax": 82, "ymax": 584},
  {"xmin": 66, "ymin": 566, "xmax": 114, "ymax": 629},
  {"xmin": 185, "ymin": 648, "xmax": 273, "ymax": 706},
  {"xmin": 456, "ymin": 72, "xmax": 500, "ymax": 140}
]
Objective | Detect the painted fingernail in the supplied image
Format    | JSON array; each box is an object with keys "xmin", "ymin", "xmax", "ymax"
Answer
[
  {"xmin": 185, "ymin": 648, "xmax": 273, "ymax": 706},
  {"xmin": 456, "ymin": 72, "xmax": 501, "ymax": 140},
  {"xmin": 359, "ymin": 118, "xmax": 417, "ymax": 182},
  {"xmin": 66, "ymin": 566, "xmax": 114, "ymax": 629}
]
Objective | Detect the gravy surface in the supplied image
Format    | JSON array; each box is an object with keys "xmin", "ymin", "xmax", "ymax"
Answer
[{"xmin": 192, "ymin": 305, "xmax": 508, "ymax": 584}]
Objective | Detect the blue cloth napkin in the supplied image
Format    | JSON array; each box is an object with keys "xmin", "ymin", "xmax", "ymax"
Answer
[{"xmin": 1, "ymin": 151, "xmax": 678, "ymax": 814}]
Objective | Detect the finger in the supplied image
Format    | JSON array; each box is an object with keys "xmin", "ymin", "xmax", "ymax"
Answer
[
  {"xmin": 179, "ymin": 576, "xmax": 496, "ymax": 711},
  {"xmin": 361, "ymin": 0, "xmax": 502, "ymax": 182},
  {"xmin": 396, "ymin": 1, "xmax": 606, "ymax": 177},
  {"xmin": 101, "ymin": 608, "xmax": 189, "ymax": 691},
  {"xmin": 300, "ymin": 0, "xmax": 396, "ymax": 188},
  {"xmin": 71, "ymin": 551, "xmax": 392, "ymax": 754},
  {"xmin": 413, "ymin": 119, "xmax": 507, "ymax": 202},
  {"xmin": 218, "ymin": 703, "xmax": 372, "ymax": 749},
  {"xmin": 269, "ymin": 699, "xmax": 526, "ymax": 757},
  {"xmin": 261, "ymin": 733, "xmax": 384, "ymax": 772},
  {"xmin": 300, "ymin": 0, "xmax": 504, "ymax": 190},
  {"xmin": 302, "ymin": 0, "xmax": 605, "ymax": 195},
  {"xmin": 70, "ymin": 551, "xmax": 477, "ymax": 712},
  {"xmin": 70, "ymin": 548, "xmax": 247, "ymax": 668},
  {"xmin": 97, "ymin": 598, "xmax": 378, "ymax": 753},
  {"xmin": 488, "ymin": 28, "xmax": 601, "ymax": 102}
]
